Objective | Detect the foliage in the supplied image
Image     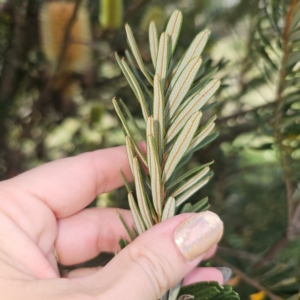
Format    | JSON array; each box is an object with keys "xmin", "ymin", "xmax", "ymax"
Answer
[
  {"xmin": 0, "ymin": 0, "xmax": 299, "ymax": 299},
  {"xmin": 115, "ymin": 10, "xmax": 233, "ymax": 299}
]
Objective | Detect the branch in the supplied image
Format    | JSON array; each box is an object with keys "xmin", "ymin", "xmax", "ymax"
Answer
[
  {"xmin": 54, "ymin": 0, "xmax": 83, "ymax": 74},
  {"xmin": 216, "ymin": 102, "xmax": 274, "ymax": 124},
  {"xmin": 272, "ymin": 0, "xmax": 297, "ymax": 228},
  {"xmin": 217, "ymin": 246, "xmax": 257, "ymax": 261},
  {"xmin": 215, "ymin": 256, "xmax": 283, "ymax": 300},
  {"xmin": 37, "ymin": 0, "xmax": 83, "ymax": 103},
  {"xmin": 254, "ymin": 234, "xmax": 288, "ymax": 268}
]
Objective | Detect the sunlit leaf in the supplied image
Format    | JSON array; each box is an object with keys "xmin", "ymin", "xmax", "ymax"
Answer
[
  {"xmin": 125, "ymin": 24, "xmax": 153, "ymax": 85},
  {"xmin": 128, "ymin": 192, "xmax": 146, "ymax": 235},
  {"xmin": 153, "ymin": 75, "xmax": 165, "ymax": 161},
  {"xmin": 187, "ymin": 116, "xmax": 216, "ymax": 153},
  {"xmin": 165, "ymin": 57, "xmax": 202, "ymax": 122},
  {"xmin": 161, "ymin": 196, "xmax": 175, "ymax": 221},
  {"xmin": 171, "ymin": 166, "xmax": 210, "ymax": 197},
  {"xmin": 113, "ymin": 98, "xmax": 147, "ymax": 166},
  {"xmin": 125, "ymin": 136, "xmax": 135, "ymax": 175},
  {"xmin": 169, "ymin": 79, "xmax": 220, "ymax": 126},
  {"xmin": 163, "ymin": 111, "xmax": 202, "ymax": 182},
  {"xmin": 149, "ymin": 21, "xmax": 159, "ymax": 68},
  {"xmin": 133, "ymin": 157, "xmax": 153, "ymax": 229},
  {"xmin": 156, "ymin": 32, "xmax": 171, "ymax": 90},
  {"xmin": 167, "ymin": 161, "xmax": 214, "ymax": 189},
  {"xmin": 165, "ymin": 10, "xmax": 183, "ymax": 54},
  {"xmin": 168, "ymin": 29, "xmax": 210, "ymax": 85},
  {"xmin": 148, "ymin": 134, "xmax": 162, "ymax": 217},
  {"xmin": 176, "ymin": 176, "xmax": 210, "ymax": 207}
]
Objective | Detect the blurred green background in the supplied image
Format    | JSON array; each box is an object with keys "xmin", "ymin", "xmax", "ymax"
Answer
[{"xmin": 0, "ymin": 0, "xmax": 299, "ymax": 299}]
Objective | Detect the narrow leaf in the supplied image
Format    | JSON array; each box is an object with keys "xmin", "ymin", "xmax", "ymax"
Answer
[
  {"xmin": 153, "ymin": 75, "xmax": 165, "ymax": 162},
  {"xmin": 286, "ymin": 51, "xmax": 300, "ymax": 68},
  {"xmin": 118, "ymin": 237, "xmax": 129, "ymax": 249},
  {"xmin": 118, "ymin": 211, "xmax": 135, "ymax": 241},
  {"xmin": 120, "ymin": 170, "xmax": 131, "ymax": 193},
  {"xmin": 179, "ymin": 198, "xmax": 209, "ymax": 213},
  {"xmin": 190, "ymin": 197, "xmax": 209, "ymax": 213},
  {"xmin": 125, "ymin": 24, "xmax": 153, "ymax": 85},
  {"xmin": 167, "ymin": 161, "xmax": 214, "ymax": 189},
  {"xmin": 115, "ymin": 54, "xmax": 149, "ymax": 121},
  {"xmin": 160, "ymin": 292, "xmax": 169, "ymax": 300},
  {"xmin": 172, "ymin": 166, "xmax": 210, "ymax": 197},
  {"xmin": 168, "ymin": 29, "xmax": 210, "ymax": 88},
  {"xmin": 133, "ymin": 157, "xmax": 153, "ymax": 229},
  {"xmin": 168, "ymin": 279, "xmax": 184, "ymax": 300},
  {"xmin": 176, "ymin": 177, "xmax": 210, "ymax": 207},
  {"xmin": 128, "ymin": 192, "xmax": 146, "ymax": 235},
  {"xmin": 148, "ymin": 135, "xmax": 162, "ymax": 217},
  {"xmin": 146, "ymin": 116, "xmax": 154, "ymax": 177},
  {"xmin": 180, "ymin": 203, "xmax": 192, "ymax": 213},
  {"xmin": 163, "ymin": 111, "xmax": 202, "ymax": 183},
  {"xmin": 146, "ymin": 115, "xmax": 154, "ymax": 136},
  {"xmin": 119, "ymin": 99, "xmax": 146, "ymax": 141},
  {"xmin": 125, "ymin": 50, "xmax": 153, "ymax": 99},
  {"xmin": 125, "ymin": 136, "xmax": 136, "ymax": 175},
  {"xmin": 187, "ymin": 116, "xmax": 216, "ymax": 152},
  {"xmin": 161, "ymin": 196, "xmax": 175, "ymax": 221},
  {"xmin": 165, "ymin": 10, "xmax": 183, "ymax": 54},
  {"xmin": 186, "ymin": 66, "xmax": 218, "ymax": 99},
  {"xmin": 167, "ymin": 79, "xmax": 220, "ymax": 141},
  {"xmin": 149, "ymin": 21, "xmax": 159, "ymax": 68},
  {"xmin": 165, "ymin": 57, "xmax": 202, "ymax": 122},
  {"xmin": 156, "ymin": 32, "xmax": 171, "ymax": 90},
  {"xmin": 202, "ymin": 101, "xmax": 217, "ymax": 112},
  {"xmin": 190, "ymin": 132, "xmax": 218, "ymax": 153},
  {"xmin": 113, "ymin": 98, "xmax": 147, "ymax": 166}
]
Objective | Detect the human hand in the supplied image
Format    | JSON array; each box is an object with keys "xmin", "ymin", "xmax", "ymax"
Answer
[{"xmin": 0, "ymin": 146, "xmax": 225, "ymax": 300}]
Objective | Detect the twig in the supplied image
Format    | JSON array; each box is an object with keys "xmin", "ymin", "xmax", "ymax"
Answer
[
  {"xmin": 255, "ymin": 234, "xmax": 288, "ymax": 268},
  {"xmin": 289, "ymin": 200, "xmax": 300, "ymax": 238},
  {"xmin": 215, "ymin": 256, "xmax": 283, "ymax": 300},
  {"xmin": 54, "ymin": 0, "xmax": 83, "ymax": 74},
  {"xmin": 38, "ymin": 0, "xmax": 83, "ymax": 101},
  {"xmin": 216, "ymin": 102, "xmax": 274, "ymax": 124},
  {"xmin": 272, "ymin": 0, "xmax": 297, "ymax": 228},
  {"xmin": 217, "ymin": 246, "xmax": 257, "ymax": 261}
]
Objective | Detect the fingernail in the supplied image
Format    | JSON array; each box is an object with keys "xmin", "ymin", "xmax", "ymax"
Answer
[
  {"xmin": 216, "ymin": 267, "xmax": 232, "ymax": 282},
  {"xmin": 173, "ymin": 211, "xmax": 223, "ymax": 261}
]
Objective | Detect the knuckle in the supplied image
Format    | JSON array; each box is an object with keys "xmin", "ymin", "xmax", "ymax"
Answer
[{"xmin": 127, "ymin": 243, "xmax": 175, "ymax": 297}]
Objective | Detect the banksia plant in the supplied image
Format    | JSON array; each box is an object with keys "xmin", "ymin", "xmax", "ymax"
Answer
[{"xmin": 113, "ymin": 11, "xmax": 240, "ymax": 300}]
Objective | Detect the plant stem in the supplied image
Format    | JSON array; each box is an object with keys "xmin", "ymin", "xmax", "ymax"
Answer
[
  {"xmin": 215, "ymin": 256, "xmax": 283, "ymax": 300},
  {"xmin": 272, "ymin": 0, "xmax": 296, "ymax": 228}
]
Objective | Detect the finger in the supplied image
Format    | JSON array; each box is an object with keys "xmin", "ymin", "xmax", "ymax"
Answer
[
  {"xmin": 182, "ymin": 267, "xmax": 224, "ymax": 286},
  {"xmin": 8, "ymin": 145, "xmax": 143, "ymax": 218},
  {"xmin": 55, "ymin": 208, "xmax": 134, "ymax": 265},
  {"xmin": 85, "ymin": 211, "xmax": 223, "ymax": 300}
]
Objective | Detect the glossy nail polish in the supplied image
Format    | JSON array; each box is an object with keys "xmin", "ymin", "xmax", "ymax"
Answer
[{"xmin": 173, "ymin": 211, "xmax": 223, "ymax": 261}]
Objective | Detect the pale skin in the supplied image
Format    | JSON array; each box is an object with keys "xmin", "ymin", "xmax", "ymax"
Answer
[{"xmin": 0, "ymin": 146, "xmax": 223, "ymax": 300}]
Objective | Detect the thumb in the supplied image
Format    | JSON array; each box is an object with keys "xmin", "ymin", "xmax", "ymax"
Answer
[{"xmin": 98, "ymin": 211, "xmax": 223, "ymax": 300}]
